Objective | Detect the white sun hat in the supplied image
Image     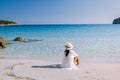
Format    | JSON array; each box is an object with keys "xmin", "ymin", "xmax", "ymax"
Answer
[{"xmin": 65, "ymin": 42, "xmax": 73, "ymax": 50}]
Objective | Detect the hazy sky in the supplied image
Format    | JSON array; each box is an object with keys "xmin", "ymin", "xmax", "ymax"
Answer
[{"xmin": 0, "ymin": 0, "xmax": 120, "ymax": 24}]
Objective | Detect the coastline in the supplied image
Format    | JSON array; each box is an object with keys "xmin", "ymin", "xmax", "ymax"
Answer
[
  {"xmin": 1, "ymin": 24, "xmax": 120, "ymax": 80},
  {"xmin": 0, "ymin": 24, "xmax": 22, "ymax": 26},
  {"xmin": 0, "ymin": 58, "xmax": 120, "ymax": 80}
]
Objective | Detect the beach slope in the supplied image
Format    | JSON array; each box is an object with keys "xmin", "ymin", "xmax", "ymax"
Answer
[{"xmin": 0, "ymin": 59, "xmax": 120, "ymax": 80}]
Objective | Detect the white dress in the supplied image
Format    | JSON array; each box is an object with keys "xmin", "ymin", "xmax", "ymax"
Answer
[{"xmin": 61, "ymin": 50, "xmax": 78, "ymax": 69}]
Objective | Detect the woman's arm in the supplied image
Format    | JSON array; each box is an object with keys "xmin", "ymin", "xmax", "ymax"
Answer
[
  {"xmin": 71, "ymin": 50, "xmax": 80, "ymax": 65},
  {"xmin": 74, "ymin": 56, "xmax": 79, "ymax": 65}
]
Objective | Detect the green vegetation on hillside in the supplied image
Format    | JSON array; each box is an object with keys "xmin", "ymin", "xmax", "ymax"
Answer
[{"xmin": 0, "ymin": 20, "xmax": 16, "ymax": 25}]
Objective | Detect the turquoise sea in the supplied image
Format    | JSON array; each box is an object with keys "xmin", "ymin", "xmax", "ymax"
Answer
[{"xmin": 0, "ymin": 24, "xmax": 120, "ymax": 63}]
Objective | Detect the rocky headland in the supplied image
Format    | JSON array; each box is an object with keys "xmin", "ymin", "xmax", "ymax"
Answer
[{"xmin": 113, "ymin": 17, "xmax": 120, "ymax": 24}]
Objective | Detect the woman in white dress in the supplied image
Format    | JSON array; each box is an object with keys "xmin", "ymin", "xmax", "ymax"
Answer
[{"xmin": 61, "ymin": 42, "xmax": 79, "ymax": 69}]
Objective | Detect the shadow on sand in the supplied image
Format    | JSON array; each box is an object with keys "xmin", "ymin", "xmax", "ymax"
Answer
[{"xmin": 31, "ymin": 64, "xmax": 61, "ymax": 69}]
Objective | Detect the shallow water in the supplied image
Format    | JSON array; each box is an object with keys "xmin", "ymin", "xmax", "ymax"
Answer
[{"xmin": 0, "ymin": 24, "xmax": 120, "ymax": 63}]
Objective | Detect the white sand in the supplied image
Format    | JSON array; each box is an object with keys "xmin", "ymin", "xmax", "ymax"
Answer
[{"xmin": 0, "ymin": 59, "xmax": 120, "ymax": 80}]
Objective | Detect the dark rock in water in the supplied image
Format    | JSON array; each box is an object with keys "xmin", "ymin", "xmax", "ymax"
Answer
[
  {"xmin": 0, "ymin": 37, "xmax": 7, "ymax": 48},
  {"xmin": 14, "ymin": 37, "xmax": 25, "ymax": 42},
  {"xmin": 26, "ymin": 39, "xmax": 43, "ymax": 42},
  {"xmin": 113, "ymin": 17, "xmax": 120, "ymax": 24}
]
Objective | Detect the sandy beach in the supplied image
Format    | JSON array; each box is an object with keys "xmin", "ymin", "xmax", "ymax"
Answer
[{"xmin": 0, "ymin": 59, "xmax": 120, "ymax": 80}]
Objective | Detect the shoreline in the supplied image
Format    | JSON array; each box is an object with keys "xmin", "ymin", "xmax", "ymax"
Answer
[
  {"xmin": 0, "ymin": 59, "xmax": 120, "ymax": 80},
  {"xmin": 0, "ymin": 24, "xmax": 23, "ymax": 27},
  {"xmin": 1, "ymin": 54, "xmax": 120, "ymax": 64}
]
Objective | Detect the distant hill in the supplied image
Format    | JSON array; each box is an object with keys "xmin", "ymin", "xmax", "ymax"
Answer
[
  {"xmin": 0, "ymin": 20, "xmax": 17, "ymax": 25},
  {"xmin": 113, "ymin": 17, "xmax": 120, "ymax": 24}
]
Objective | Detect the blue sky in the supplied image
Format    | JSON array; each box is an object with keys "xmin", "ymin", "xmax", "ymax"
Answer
[{"xmin": 0, "ymin": 0, "xmax": 120, "ymax": 24}]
